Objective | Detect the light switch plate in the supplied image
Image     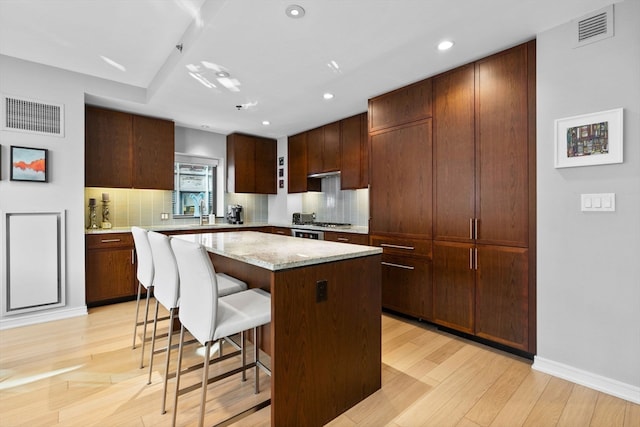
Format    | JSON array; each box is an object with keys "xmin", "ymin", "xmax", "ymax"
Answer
[{"xmin": 581, "ymin": 193, "xmax": 615, "ymax": 212}]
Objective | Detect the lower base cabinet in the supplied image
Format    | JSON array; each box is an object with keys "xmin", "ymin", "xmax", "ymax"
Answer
[
  {"xmin": 433, "ymin": 240, "xmax": 531, "ymax": 352},
  {"xmin": 475, "ymin": 245, "xmax": 529, "ymax": 351},
  {"xmin": 381, "ymin": 254, "xmax": 432, "ymax": 320},
  {"xmin": 324, "ymin": 231, "xmax": 369, "ymax": 245},
  {"xmin": 371, "ymin": 235, "xmax": 433, "ymax": 321},
  {"xmin": 432, "ymin": 241, "xmax": 475, "ymax": 334},
  {"xmin": 85, "ymin": 233, "xmax": 136, "ymax": 306}
]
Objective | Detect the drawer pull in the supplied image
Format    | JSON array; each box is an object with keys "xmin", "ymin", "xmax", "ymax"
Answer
[
  {"xmin": 380, "ymin": 243, "xmax": 415, "ymax": 250},
  {"xmin": 100, "ymin": 238, "xmax": 121, "ymax": 243},
  {"xmin": 381, "ymin": 261, "xmax": 415, "ymax": 270},
  {"xmin": 337, "ymin": 237, "xmax": 349, "ymax": 242}
]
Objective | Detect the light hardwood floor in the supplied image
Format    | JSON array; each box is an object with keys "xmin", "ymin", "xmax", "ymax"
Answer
[{"xmin": 1, "ymin": 300, "xmax": 638, "ymax": 427}]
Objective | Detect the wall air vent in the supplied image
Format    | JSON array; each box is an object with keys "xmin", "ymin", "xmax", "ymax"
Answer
[
  {"xmin": 574, "ymin": 5, "xmax": 614, "ymax": 48},
  {"xmin": 1, "ymin": 94, "xmax": 64, "ymax": 137}
]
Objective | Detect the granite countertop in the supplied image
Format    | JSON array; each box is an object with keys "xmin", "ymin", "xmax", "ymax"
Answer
[
  {"xmin": 85, "ymin": 222, "xmax": 368, "ymax": 235},
  {"xmin": 172, "ymin": 231, "xmax": 381, "ymax": 271}
]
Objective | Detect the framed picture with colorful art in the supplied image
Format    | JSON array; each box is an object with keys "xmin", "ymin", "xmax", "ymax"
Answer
[
  {"xmin": 554, "ymin": 108, "xmax": 623, "ymax": 168},
  {"xmin": 10, "ymin": 145, "xmax": 48, "ymax": 182}
]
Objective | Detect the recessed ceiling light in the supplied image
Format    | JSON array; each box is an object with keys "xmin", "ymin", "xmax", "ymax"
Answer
[
  {"xmin": 286, "ymin": 5, "xmax": 305, "ymax": 18},
  {"xmin": 438, "ymin": 40, "xmax": 454, "ymax": 51},
  {"xmin": 323, "ymin": 93, "xmax": 334, "ymax": 100},
  {"xmin": 262, "ymin": 120, "xmax": 270, "ymax": 126}
]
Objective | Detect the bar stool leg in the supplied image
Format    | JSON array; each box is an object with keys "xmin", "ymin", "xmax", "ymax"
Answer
[
  {"xmin": 171, "ymin": 325, "xmax": 186, "ymax": 427},
  {"xmin": 132, "ymin": 282, "xmax": 143, "ymax": 349},
  {"xmin": 161, "ymin": 307, "xmax": 176, "ymax": 414},
  {"xmin": 140, "ymin": 286, "xmax": 153, "ymax": 369},
  {"xmin": 148, "ymin": 300, "xmax": 160, "ymax": 384},
  {"xmin": 241, "ymin": 331, "xmax": 246, "ymax": 381},
  {"xmin": 198, "ymin": 341, "xmax": 212, "ymax": 427},
  {"xmin": 254, "ymin": 326, "xmax": 260, "ymax": 394}
]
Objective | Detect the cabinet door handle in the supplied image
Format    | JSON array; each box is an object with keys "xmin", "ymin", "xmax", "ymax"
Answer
[
  {"xmin": 469, "ymin": 218, "xmax": 474, "ymax": 240},
  {"xmin": 337, "ymin": 237, "xmax": 349, "ymax": 242},
  {"xmin": 474, "ymin": 247, "xmax": 478, "ymax": 270},
  {"xmin": 380, "ymin": 243, "xmax": 415, "ymax": 250},
  {"xmin": 131, "ymin": 249, "xmax": 135, "ymax": 265},
  {"xmin": 474, "ymin": 218, "xmax": 479, "ymax": 240},
  {"xmin": 101, "ymin": 238, "xmax": 121, "ymax": 243},
  {"xmin": 381, "ymin": 261, "xmax": 415, "ymax": 270},
  {"xmin": 469, "ymin": 248, "xmax": 474, "ymax": 270}
]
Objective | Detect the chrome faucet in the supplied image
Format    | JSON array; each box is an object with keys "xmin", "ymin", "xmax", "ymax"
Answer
[{"xmin": 199, "ymin": 200, "xmax": 205, "ymax": 225}]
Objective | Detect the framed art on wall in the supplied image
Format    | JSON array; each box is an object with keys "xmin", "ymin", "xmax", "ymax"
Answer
[
  {"xmin": 10, "ymin": 145, "xmax": 48, "ymax": 182},
  {"xmin": 554, "ymin": 108, "xmax": 623, "ymax": 168}
]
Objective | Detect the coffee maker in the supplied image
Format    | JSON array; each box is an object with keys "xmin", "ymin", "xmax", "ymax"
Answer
[{"xmin": 226, "ymin": 204, "xmax": 243, "ymax": 224}]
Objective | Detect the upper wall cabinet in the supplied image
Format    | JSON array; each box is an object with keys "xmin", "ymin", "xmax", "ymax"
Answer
[
  {"xmin": 288, "ymin": 132, "xmax": 321, "ymax": 193},
  {"xmin": 307, "ymin": 121, "xmax": 340, "ymax": 175},
  {"xmin": 288, "ymin": 112, "xmax": 368, "ymax": 193},
  {"xmin": 340, "ymin": 112, "xmax": 368, "ymax": 190},
  {"xmin": 368, "ymin": 78, "xmax": 432, "ymax": 132},
  {"xmin": 85, "ymin": 106, "xmax": 175, "ymax": 190},
  {"xmin": 227, "ymin": 133, "xmax": 277, "ymax": 194}
]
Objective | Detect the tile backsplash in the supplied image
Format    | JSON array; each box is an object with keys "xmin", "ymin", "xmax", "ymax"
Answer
[
  {"xmin": 84, "ymin": 176, "xmax": 365, "ymax": 229},
  {"xmin": 84, "ymin": 188, "xmax": 268, "ymax": 229},
  {"xmin": 301, "ymin": 175, "xmax": 369, "ymax": 226}
]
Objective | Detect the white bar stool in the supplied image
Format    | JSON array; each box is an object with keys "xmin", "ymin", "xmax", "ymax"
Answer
[
  {"xmin": 170, "ymin": 238, "xmax": 271, "ymax": 427},
  {"xmin": 130, "ymin": 226, "xmax": 155, "ymax": 369},
  {"xmin": 146, "ymin": 231, "xmax": 249, "ymax": 414}
]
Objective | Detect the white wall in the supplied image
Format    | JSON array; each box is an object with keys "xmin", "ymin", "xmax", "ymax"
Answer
[
  {"xmin": 534, "ymin": 1, "xmax": 640, "ymax": 403},
  {"xmin": 0, "ymin": 55, "xmax": 145, "ymax": 328}
]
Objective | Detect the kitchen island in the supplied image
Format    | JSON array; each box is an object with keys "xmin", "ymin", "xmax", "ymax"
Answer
[{"xmin": 172, "ymin": 231, "xmax": 382, "ymax": 426}]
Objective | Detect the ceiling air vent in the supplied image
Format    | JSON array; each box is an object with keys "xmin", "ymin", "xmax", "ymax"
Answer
[
  {"xmin": 574, "ymin": 5, "xmax": 614, "ymax": 48},
  {"xmin": 1, "ymin": 94, "xmax": 64, "ymax": 137}
]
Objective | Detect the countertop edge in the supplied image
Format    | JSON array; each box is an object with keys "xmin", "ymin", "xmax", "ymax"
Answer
[{"xmin": 85, "ymin": 222, "xmax": 369, "ymax": 235}]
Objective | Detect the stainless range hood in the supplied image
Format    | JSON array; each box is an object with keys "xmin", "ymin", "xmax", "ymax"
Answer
[{"xmin": 307, "ymin": 171, "xmax": 341, "ymax": 178}]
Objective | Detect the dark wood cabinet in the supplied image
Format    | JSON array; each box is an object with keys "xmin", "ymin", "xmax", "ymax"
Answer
[
  {"xmin": 269, "ymin": 226, "xmax": 291, "ymax": 236},
  {"xmin": 369, "ymin": 119, "xmax": 433, "ymax": 239},
  {"xmin": 433, "ymin": 64, "xmax": 476, "ymax": 242},
  {"xmin": 227, "ymin": 133, "xmax": 276, "ymax": 194},
  {"xmin": 132, "ymin": 115, "xmax": 175, "ymax": 190},
  {"xmin": 475, "ymin": 245, "xmax": 529, "ymax": 351},
  {"xmin": 431, "ymin": 41, "xmax": 536, "ymax": 353},
  {"xmin": 307, "ymin": 122, "xmax": 340, "ymax": 175},
  {"xmin": 340, "ymin": 112, "xmax": 368, "ymax": 189},
  {"xmin": 288, "ymin": 132, "xmax": 321, "ymax": 193},
  {"xmin": 380, "ymin": 254, "xmax": 432, "ymax": 320},
  {"xmin": 85, "ymin": 233, "xmax": 136, "ymax": 305},
  {"xmin": 324, "ymin": 231, "xmax": 369, "ymax": 245},
  {"xmin": 370, "ymin": 235, "xmax": 432, "ymax": 320},
  {"xmin": 368, "ymin": 79, "xmax": 433, "ymax": 320},
  {"xmin": 432, "ymin": 241, "xmax": 475, "ymax": 333},
  {"xmin": 368, "ymin": 78, "xmax": 432, "ymax": 132},
  {"xmin": 475, "ymin": 45, "xmax": 531, "ymax": 248},
  {"xmin": 85, "ymin": 106, "xmax": 175, "ymax": 190}
]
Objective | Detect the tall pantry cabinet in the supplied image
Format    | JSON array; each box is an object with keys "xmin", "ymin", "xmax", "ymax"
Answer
[
  {"xmin": 368, "ymin": 78, "xmax": 434, "ymax": 321},
  {"xmin": 369, "ymin": 40, "xmax": 536, "ymax": 354},
  {"xmin": 432, "ymin": 41, "xmax": 536, "ymax": 352}
]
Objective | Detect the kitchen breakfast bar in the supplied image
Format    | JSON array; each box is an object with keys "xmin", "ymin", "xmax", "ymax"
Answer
[{"xmin": 172, "ymin": 231, "xmax": 383, "ymax": 426}]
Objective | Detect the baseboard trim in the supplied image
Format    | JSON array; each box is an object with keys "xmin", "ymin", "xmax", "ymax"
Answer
[
  {"xmin": 533, "ymin": 356, "xmax": 640, "ymax": 404},
  {"xmin": 0, "ymin": 306, "xmax": 87, "ymax": 330}
]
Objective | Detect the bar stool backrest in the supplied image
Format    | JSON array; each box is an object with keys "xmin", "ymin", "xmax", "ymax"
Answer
[
  {"xmin": 131, "ymin": 226, "xmax": 154, "ymax": 288},
  {"xmin": 147, "ymin": 231, "xmax": 180, "ymax": 310},
  {"xmin": 170, "ymin": 238, "xmax": 219, "ymax": 345}
]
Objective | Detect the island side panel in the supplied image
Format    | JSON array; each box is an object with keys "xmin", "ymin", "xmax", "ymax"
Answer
[{"xmin": 271, "ymin": 254, "xmax": 382, "ymax": 426}]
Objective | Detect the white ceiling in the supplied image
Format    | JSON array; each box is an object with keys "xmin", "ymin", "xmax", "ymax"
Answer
[{"xmin": 0, "ymin": 0, "xmax": 614, "ymax": 138}]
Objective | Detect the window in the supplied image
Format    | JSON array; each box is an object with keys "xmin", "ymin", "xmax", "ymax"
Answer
[{"xmin": 173, "ymin": 154, "xmax": 222, "ymax": 217}]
